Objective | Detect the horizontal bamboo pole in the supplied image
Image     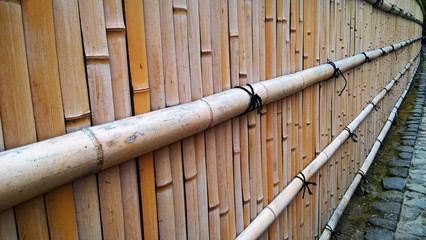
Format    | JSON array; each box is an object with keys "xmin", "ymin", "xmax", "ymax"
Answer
[
  {"xmin": 365, "ymin": 0, "xmax": 423, "ymax": 25},
  {"xmin": 0, "ymin": 37, "xmax": 421, "ymax": 211},
  {"xmin": 319, "ymin": 61, "xmax": 419, "ymax": 240},
  {"xmin": 236, "ymin": 51, "xmax": 420, "ymax": 240}
]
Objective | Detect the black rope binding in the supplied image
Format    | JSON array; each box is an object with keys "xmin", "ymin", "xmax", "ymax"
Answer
[
  {"xmin": 343, "ymin": 126, "xmax": 358, "ymax": 142},
  {"xmin": 372, "ymin": 0, "xmax": 383, "ymax": 7},
  {"xmin": 388, "ymin": 4, "xmax": 396, "ymax": 13},
  {"xmin": 384, "ymin": 87, "xmax": 393, "ymax": 95},
  {"xmin": 370, "ymin": 102, "xmax": 380, "ymax": 111},
  {"xmin": 235, "ymin": 84, "xmax": 263, "ymax": 115},
  {"xmin": 356, "ymin": 170, "xmax": 369, "ymax": 184},
  {"xmin": 380, "ymin": 48, "xmax": 387, "ymax": 56},
  {"xmin": 375, "ymin": 138, "xmax": 383, "ymax": 145},
  {"xmin": 327, "ymin": 61, "xmax": 347, "ymax": 96},
  {"xmin": 294, "ymin": 172, "xmax": 317, "ymax": 199},
  {"xmin": 390, "ymin": 45, "xmax": 395, "ymax": 52},
  {"xmin": 361, "ymin": 52, "xmax": 371, "ymax": 63},
  {"xmin": 324, "ymin": 224, "xmax": 342, "ymax": 240}
]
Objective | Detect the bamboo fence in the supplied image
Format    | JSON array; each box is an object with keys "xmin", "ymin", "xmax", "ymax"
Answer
[{"xmin": 0, "ymin": 0, "xmax": 423, "ymax": 239}]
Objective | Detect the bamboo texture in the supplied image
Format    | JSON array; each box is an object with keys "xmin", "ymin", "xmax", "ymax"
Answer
[
  {"xmin": 320, "ymin": 60, "xmax": 420, "ymax": 240},
  {"xmin": 0, "ymin": 0, "xmax": 423, "ymax": 239}
]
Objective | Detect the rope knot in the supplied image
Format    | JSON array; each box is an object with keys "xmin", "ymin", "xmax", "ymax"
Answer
[
  {"xmin": 356, "ymin": 170, "xmax": 369, "ymax": 184},
  {"xmin": 327, "ymin": 61, "xmax": 347, "ymax": 96},
  {"xmin": 344, "ymin": 126, "xmax": 358, "ymax": 142},
  {"xmin": 370, "ymin": 102, "xmax": 380, "ymax": 111},
  {"xmin": 294, "ymin": 172, "xmax": 317, "ymax": 199},
  {"xmin": 388, "ymin": 4, "xmax": 396, "ymax": 13},
  {"xmin": 361, "ymin": 52, "xmax": 371, "ymax": 63},
  {"xmin": 380, "ymin": 48, "xmax": 387, "ymax": 56},
  {"xmin": 372, "ymin": 0, "xmax": 383, "ymax": 7},
  {"xmin": 324, "ymin": 224, "xmax": 342, "ymax": 240},
  {"xmin": 235, "ymin": 84, "xmax": 263, "ymax": 115}
]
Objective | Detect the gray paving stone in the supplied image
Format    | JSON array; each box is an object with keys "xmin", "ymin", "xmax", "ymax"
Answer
[
  {"xmin": 402, "ymin": 140, "xmax": 416, "ymax": 146},
  {"xmin": 395, "ymin": 146, "xmax": 414, "ymax": 153},
  {"xmin": 411, "ymin": 109, "xmax": 423, "ymax": 114},
  {"xmin": 406, "ymin": 120, "xmax": 420, "ymax": 124},
  {"xmin": 400, "ymin": 131, "xmax": 417, "ymax": 136},
  {"xmin": 407, "ymin": 124, "xmax": 420, "ymax": 129},
  {"xmin": 401, "ymin": 135, "xmax": 417, "ymax": 140},
  {"xmin": 407, "ymin": 117, "xmax": 421, "ymax": 121},
  {"xmin": 378, "ymin": 191, "xmax": 404, "ymax": 203},
  {"xmin": 383, "ymin": 178, "xmax": 407, "ymax": 192},
  {"xmin": 387, "ymin": 160, "xmax": 411, "ymax": 168},
  {"xmin": 397, "ymin": 221, "xmax": 426, "ymax": 237},
  {"xmin": 364, "ymin": 229, "xmax": 394, "ymax": 240},
  {"xmin": 411, "ymin": 157, "xmax": 426, "ymax": 167},
  {"xmin": 401, "ymin": 206, "xmax": 422, "ymax": 221},
  {"xmin": 405, "ymin": 199, "xmax": 426, "ymax": 210},
  {"xmin": 388, "ymin": 168, "xmax": 409, "ymax": 178},
  {"xmin": 368, "ymin": 214, "xmax": 398, "ymax": 231},
  {"xmin": 370, "ymin": 202, "xmax": 401, "ymax": 215},
  {"xmin": 399, "ymin": 152, "xmax": 413, "ymax": 160},
  {"xmin": 407, "ymin": 184, "xmax": 426, "ymax": 194}
]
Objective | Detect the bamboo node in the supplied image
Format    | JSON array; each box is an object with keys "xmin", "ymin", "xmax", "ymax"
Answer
[{"xmin": 82, "ymin": 128, "xmax": 103, "ymax": 170}]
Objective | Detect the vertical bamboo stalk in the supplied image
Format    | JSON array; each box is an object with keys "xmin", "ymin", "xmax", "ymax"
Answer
[
  {"xmin": 158, "ymin": 1, "xmax": 187, "ymax": 239},
  {"xmin": 19, "ymin": 0, "xmax": 76, "ymax": 239},
  {"xmin": 199, "ymin": 0, "xmax": 221, "ymax": 238},
  {"xmin": 103, "ymin": 0, "xmax": 142, "ymax": 238},
  {"xmin": 172, "ymin": 1, "xmax": 200, "ymax": 239},
  {"xmin": 52, "ymin": 1, "xmax": 93, "ymax": 239},
  {"xmin": 123, "ymin": 0, "xmax": 158, "ymax": 238},
  {"xmin": 78, "ymin": 0, "xmax": 124, "ymax": 239},
  {"xmin": 0, "ymin": 2, "xmax": 35, "ymax": 239},
  {"xmin": 229, "ymin": 0, "xmax": 244, "ymax": 235},
  {"xmin": 186, "ymin": 0, "xmax": 210, "ymax": 238}
]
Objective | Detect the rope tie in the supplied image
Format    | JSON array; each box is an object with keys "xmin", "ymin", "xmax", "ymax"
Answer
[
  {"xmin": 324, "ymin": 224, "xmax": 342, "ymax": 240},
  {"xmin": 375, "ymin": 138, "xmax": 383, "ymax": 145},
  {"xmin": 380, "ymin": 48, "xmax": 387, "ymax": 56},
  {"xmin": 327, "ymin": 61, "xmax": 347, "ymax": 96},
  {"xmin": 372, "ymin": 0, "xmax": 383, "ymax": 7},
  {"xmin": 370, "ymin": 102, "xmax": 380, "ymax": 111},
  {"xmin": 388, "ymin": 4, "xmax": 396, "ymax": 13},
  {"xmin": 343, "ymin": 127, "xmax": 358, "ymax": 142},
  {"xmin": 235, "ymin": 84, "xmax": 263, "ymax": 115},
  {"xmin": 356, "ymin": 170, "xmax": 369, "ymax": 184},
  {"xmin": 390, "ymin": 45, "xmax": 395, "ymax": 52},
  {"xmin": 384, "ymin": 87, "xmax": 393, "ymax": 94},
  {"xmin": 361, "ymin": 52, "xmax": 371, "ymax": 63},
  {"xmin": 294, "ymin": 172, "xmax": 317, "ymax": 199}
]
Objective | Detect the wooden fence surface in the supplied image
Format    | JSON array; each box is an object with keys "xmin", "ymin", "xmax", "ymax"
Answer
[{"xmin": 0, "ymin": 0, "xmax": 422, "ymax": 239}]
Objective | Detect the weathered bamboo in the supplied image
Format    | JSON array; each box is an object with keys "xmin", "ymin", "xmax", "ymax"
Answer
[
  {"xmin": 365, "ymin": 0, "xmax": 423, "ymax": 25},
  {"xmin": 0, "ymin": 37, "xmax": 421, "ymax": 212},
  {"xmin": 236, "ymin": 51, "xmax": 420, "ymax": 240},
  {"xmin": 123, "ymin": 0, "xmax": 157, "ymax": 238},
  {"xmin": 320, "ymin": 62, "xmax": 419, "ymax": 240},
  {"xmin": 0, "ymin": 1, "xmax": 35, "ymax": 239},
  {"xmin": 78, "ymin": 0, "xmax": 120, "ymax": 238},
  {"xmin": 19, "ymin": 0, "xmax": 77, "ymax": 239},
  {"xmin": 104, "ymin": 0, "xmax": 142, "ymax": 238}
]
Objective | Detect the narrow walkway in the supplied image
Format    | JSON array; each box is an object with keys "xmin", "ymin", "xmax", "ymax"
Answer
[
  {"xmin": 394, "ymin": 71, "xmax": 426, "ymax": 239},
  {"xmin": 364, "ymin": 52, "xmax": 426, "ymax": 240}
]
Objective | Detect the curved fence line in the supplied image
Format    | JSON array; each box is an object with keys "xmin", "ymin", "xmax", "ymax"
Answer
[
  {"xmin": 236, "ymin": 51, "xmax": 421, "ymax": 239},
  {"xmin": 319, "ymin": 60, "xmax": 419, "ymax": 240},
  {"xmin": 366, "ymin": 0, "xmax": 423, "ymax": 25}
]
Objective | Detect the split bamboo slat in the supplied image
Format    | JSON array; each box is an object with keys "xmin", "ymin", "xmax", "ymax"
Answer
[
  {"xmin": 0, "ymin": 0, "xmax": 423, "ymax": 239},
  {"xmin": 123, "ymin": 0, "xmax": 157, "ymax": 239},
  {"xmin": 104, "ymin": 0, "xmax": 142, "ymax": 239},
  {"xmin": 19, "ymin": 0, "xmax": 79, "ymax": 239},
  {"xmin": 78, "ymin": 0, "xmax": 124, "ymax": 239},
  {"xmin": 0, "ymin": 1, "xmax": 36, "ymax": 239}
]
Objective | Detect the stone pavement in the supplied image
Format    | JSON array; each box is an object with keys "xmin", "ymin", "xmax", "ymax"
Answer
[
  {"xmin": 394, "ymin": 71, "xmax": 426, "ymax": 239},
  {"xmin": 364, "ymin": 56, "xmax": 426, "ymax": 240}
]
